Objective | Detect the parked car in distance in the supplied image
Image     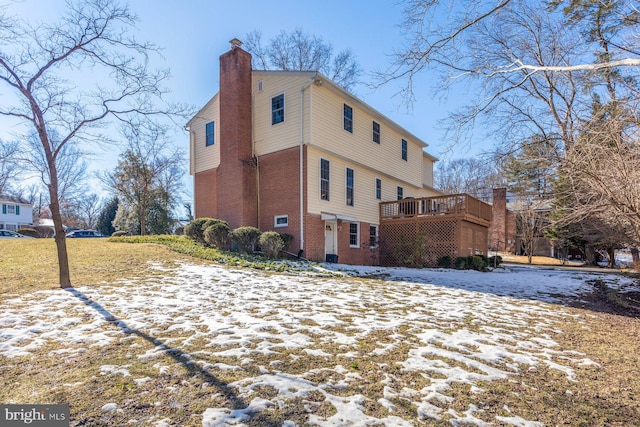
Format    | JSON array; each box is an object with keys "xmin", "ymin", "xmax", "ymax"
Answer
[
  {"xmin": 65, "ymin": 230, "xmax": 105, "ymax": 238},
  {"xmin": 0, "ymin": 230, "xmax": 35, "ymax": 239}
]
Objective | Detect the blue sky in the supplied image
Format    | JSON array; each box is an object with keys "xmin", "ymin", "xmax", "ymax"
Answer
[{"xmin": 1, "ymin": 0, "xmax": 478, "ymax": 204}]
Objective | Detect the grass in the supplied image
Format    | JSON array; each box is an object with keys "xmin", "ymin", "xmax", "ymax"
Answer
[
  {"xmin": 0, "ymin": 238, "xmax": 193, "ymax": 294},
  {"xmin": 0, "ymin": 235, "xmax": 324, "ymax": 295},
  {"xmin": 1, "ymin": 238, "xmax": 639, "ymax": 425}
]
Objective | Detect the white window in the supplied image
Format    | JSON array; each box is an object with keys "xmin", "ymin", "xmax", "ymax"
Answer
[
  {"xmin": 349, "ymin": 223, "xmax": 359, "ymax": 248},
  {"xmin": 7, "ymin": 205, "xmax": 15, "ymax": 215},
  {"xmin": 369, "ymin": 225, "xmax": 378, "ymax": 248},
  {"xmin": 346, "ymin": 167, "xmax": 354, "ymax": 206},
  {"xmin": 272, "ymin": 93, "xmax": 285, "ymax": 125},
  {"xmin": 320, "ymin": 158, "xmax": 330, "ymax": 201},
  {"xmin": 274, "ymin": 215, "xmax": 288, "ymax": 228},
  {"xmin": 343, "ymin": 104, "xmax": 353, "ymax": 133},
  {"xmin": 205, "ymin": 121, "xmax": 215, "ymax": 146}
]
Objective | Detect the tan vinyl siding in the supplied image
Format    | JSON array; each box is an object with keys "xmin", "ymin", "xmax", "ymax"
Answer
[
  {"xmin": 423, "ymin": 155, "xmax": 434, "ymax": 188},
  {"xmin": 252, "ymin": 72, "xmax": 313, "ymax": 156},
  {"xmin": 308, "ymin": 85, "xmax": 424, "ymax": 188},
  {"xmin": 306, "ymin": 147, "xmax": 438, "ymax": 225},
  {"xmin": 190, "ymin": 94, "xmax": 220, "ymax": 173}
]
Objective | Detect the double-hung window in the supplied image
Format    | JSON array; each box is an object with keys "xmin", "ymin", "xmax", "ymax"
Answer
[
  {"xmin": 349, "ymin": 223, "xmax": 359, "ymax": 247},
  {"xmin": 369, "ymin": 225, "xmax": 378, "ymax": 248},
  {"xmin": 372, "ymin": 121, "xmax": 380, "ymax": 143},
  {"xmin": 401, "ymin": 138, "xmax": 408, "ymax": 161},
  {"xmin": 375, "ymin": 178, "xmax": 382, "ymax": 200},
  {"xmin": 272, "ymin": 94, "xmax": 285, "ymax": 125},
  {"xmin": 205, "ymin": 121, "xmax": 215, "ymax": 146},
  {"xmin": 320, "ymin": 159, "xmax": 330, "ymax": 201},
  {"xmin": 346, "ymin": 168, "xmax": 354, "ymax": 206},
  {"xmin": 397, "ymin": 186, "xmax": 404, "ymax": 200},
  {"xmin": 343, "ymin": 104, "xmax": 353, "ymax": 133}
]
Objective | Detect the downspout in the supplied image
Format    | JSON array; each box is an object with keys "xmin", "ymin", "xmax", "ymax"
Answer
[
  {"xmin": 186, "ymin": 127, "xmax": 196, "ymax": 216},
  {"xmin": 252, "ymin": 91, "xmax": 260, "ymax": 229},
  {"xmin": 299, "ymin": 75, "xmax": 316, "ymax": 253}
]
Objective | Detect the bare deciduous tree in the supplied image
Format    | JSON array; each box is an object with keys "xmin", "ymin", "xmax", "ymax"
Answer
[
  {"xmin": 512, "ymin": 197, "xmax": 549, "ymax": 264},
  {"xmin": 0, "ymin": 0, "xmax": 185, "ymax": 287},
  {"xmin": 434, "ymin": 157, "xmax": 504, "ymax": 201},
  {"xmin": 380, "ymin": 0, "xmax": 639, "ymax": 100},
  {"xmin": 0, "ymin": 140, "xmax": 19, "ymax": 195},
  {"xmin": 244, "ymin": 29, "xmax": 362, "ymax": 92}
]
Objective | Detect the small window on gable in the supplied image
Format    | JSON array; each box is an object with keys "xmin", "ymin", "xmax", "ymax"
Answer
[
  {"xmin": 372, "ymin": 121, "xmax": 380, "ymax": 143},
  {"xmin": 349, "ymin": 223, "xmax": 359, "ymax": 247},
  {"xmin": 205, "ymin": 121, "xmax": 215, "ymax": 146},
  {"xmin": 343, "ymin": 104, "xmax": 353, "ymax": 133},
  {"xmin": 375, "ymin": 178, "xmax": 382, "ymax": 200},
  {"xmin": 401, "ymin": 138, "xmax": 408, "ymax": 161},
  {"xmin": 274, "ymin": 215, "xmax": 288, "ymax": 228},
  {"xmin": 272, "ymin": 94, "xmax": 285, "ymax": 125},
  {"xmin": 257, "ymin": 80, "xmax": 263, "ymax": 91}
]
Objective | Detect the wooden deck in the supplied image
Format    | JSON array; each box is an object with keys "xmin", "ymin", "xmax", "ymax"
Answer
[
  {"xmin": 378, "ymin": 194, "xmax": 492, "ymax": 267},
  {"xmin": 380, "ymin": 194, "xmax": 492, "ymax": 227}
]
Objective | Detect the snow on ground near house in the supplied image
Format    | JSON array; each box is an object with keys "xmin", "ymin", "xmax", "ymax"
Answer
[{"xmin": 0, "ymin": 262, "xmax": 637, "ymax": 425}]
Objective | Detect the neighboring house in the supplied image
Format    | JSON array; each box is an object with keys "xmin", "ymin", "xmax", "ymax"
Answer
[
  {"xmin": 0, "ymin": 196, "xmax": 33, "ymax": 231},
  {"xmin": 489, "ymin": 187, "xmax": 555, "ymax": 257},
  {"xmin": 188, "ymin": 40, "xmax": 490, "ymax": 265}
]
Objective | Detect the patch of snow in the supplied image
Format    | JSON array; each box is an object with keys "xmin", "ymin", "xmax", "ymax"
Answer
[
  {"xmin": 101, "ymin": 403, "xmax": 118, "ymax": 412},
  {"xmin": 0, "ymin": 260, "xmax": 625, "ymax": 425},
  {"xmin": 496, "ymin": 415, "xmax": 545, "ymax": 427}
]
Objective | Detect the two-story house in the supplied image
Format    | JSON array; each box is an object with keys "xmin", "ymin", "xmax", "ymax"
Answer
[
  {"xmin": 0, "ymin": 196, "xmax": 33, "ymax": 231},
  {"xmin": 187, "ymin": 40, "xmax": 442, "ymax": 265}
]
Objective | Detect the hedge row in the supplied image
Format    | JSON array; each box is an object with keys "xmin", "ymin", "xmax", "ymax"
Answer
[{"xmin": 183, "ymin": 218, "xmax": 293, "ymax": 259}]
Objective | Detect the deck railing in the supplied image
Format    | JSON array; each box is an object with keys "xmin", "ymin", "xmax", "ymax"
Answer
[{"xmin": 380, "ymin": 194, "xmax": 492, "ymax": 224}]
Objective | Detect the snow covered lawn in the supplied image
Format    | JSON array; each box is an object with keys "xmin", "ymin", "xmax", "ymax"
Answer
[{"xmin": 1, "ymin": 261, "xmax": 639, "ymax": 426}]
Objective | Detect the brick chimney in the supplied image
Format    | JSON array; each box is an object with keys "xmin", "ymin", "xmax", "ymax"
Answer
[
  {"xmin": 216, "ymin": 40, "xmax": 257, "ymax": 229},
  {"xmin": 489, "ymin": 187, "xmax": 507, "ymax": 252}
]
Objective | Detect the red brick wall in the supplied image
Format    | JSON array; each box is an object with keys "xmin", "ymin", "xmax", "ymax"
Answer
[
  {"xmin": 216, "ymin": 45, "xmax": 257, "ymax": 230},
  {"xmin": 337, "ymin": 221, "xmax": 378, "ymax": 265},
  {"xmin": 489, "ymin": 188, "xmax": 516, "ymax": 253},
  {"xmin": 489, "ymin": 187, "xmax": 507, "ymax": 252},
  {"xmin": 194, "ymin": 169, "xmax": 217, "ymax": 219},
  {"xmin": 303, "ymin": 213, "xmax": 325, "ymax": 262},
  {"xmin": 258, "ymin": 147, "xmax": 301, "ymax": 252},
  {"xmin": 302, "ymin": 214, "xmax": 378, "ymax": 265}
]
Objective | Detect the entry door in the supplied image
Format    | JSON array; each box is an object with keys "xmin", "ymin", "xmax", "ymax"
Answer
[{"xmin": 325, "ymin": 221, "xmax": 337, "ymax": 255}]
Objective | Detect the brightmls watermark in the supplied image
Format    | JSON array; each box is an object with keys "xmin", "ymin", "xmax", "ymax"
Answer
[{"xmin": 1, "ymin": 405, "xmax": 69, "ymax": 426}]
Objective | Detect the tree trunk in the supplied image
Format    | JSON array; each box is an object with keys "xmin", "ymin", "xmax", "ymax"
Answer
[
  {"xmin": 631, "ymin": 247, "xmax": 639, "ymax": 263},
  {"xmin": 584, "ymin": 245, "xmax": 598, "ymax": 266},
  {"xmin": 48, "ymin": 183, "xmax": 71, "ymax": 288},
  {"xmin": 607, "ymin": 247, "xmax": 616, "ymax": 268}
]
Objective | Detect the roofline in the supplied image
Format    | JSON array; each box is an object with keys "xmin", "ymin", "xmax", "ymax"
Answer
[
  {"xmin": 306, "ymin": 71, "xmax": 430, "ymax": 149},
  {"xmin": 186, "ymin": 69, "xmax": 435, "ymax": 154},
  {"xmin": 186, "ymin": 93, "xmax": 220, "ymax": 129},
  {"xmin": 423, "ymin": 150, "xmax": 438, "ymax": 162}
]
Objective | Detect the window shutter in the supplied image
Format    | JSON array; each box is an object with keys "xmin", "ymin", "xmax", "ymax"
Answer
[
  {"xmin": 2, "ymin": 205, "xmax": 5, "ymax": 214},
  {"xmin": 16, "ymin": 206, "xmax": 20, "ymax": 215}
]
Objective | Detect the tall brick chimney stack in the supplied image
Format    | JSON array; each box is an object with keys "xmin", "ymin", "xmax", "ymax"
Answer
[
  {"xmin": 489, "ymin": 187, "xmax": 507, "ymax": 252},
  {"xmin": 216, "ymin": 39, "xmax": 257, "ymax": 230}
]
